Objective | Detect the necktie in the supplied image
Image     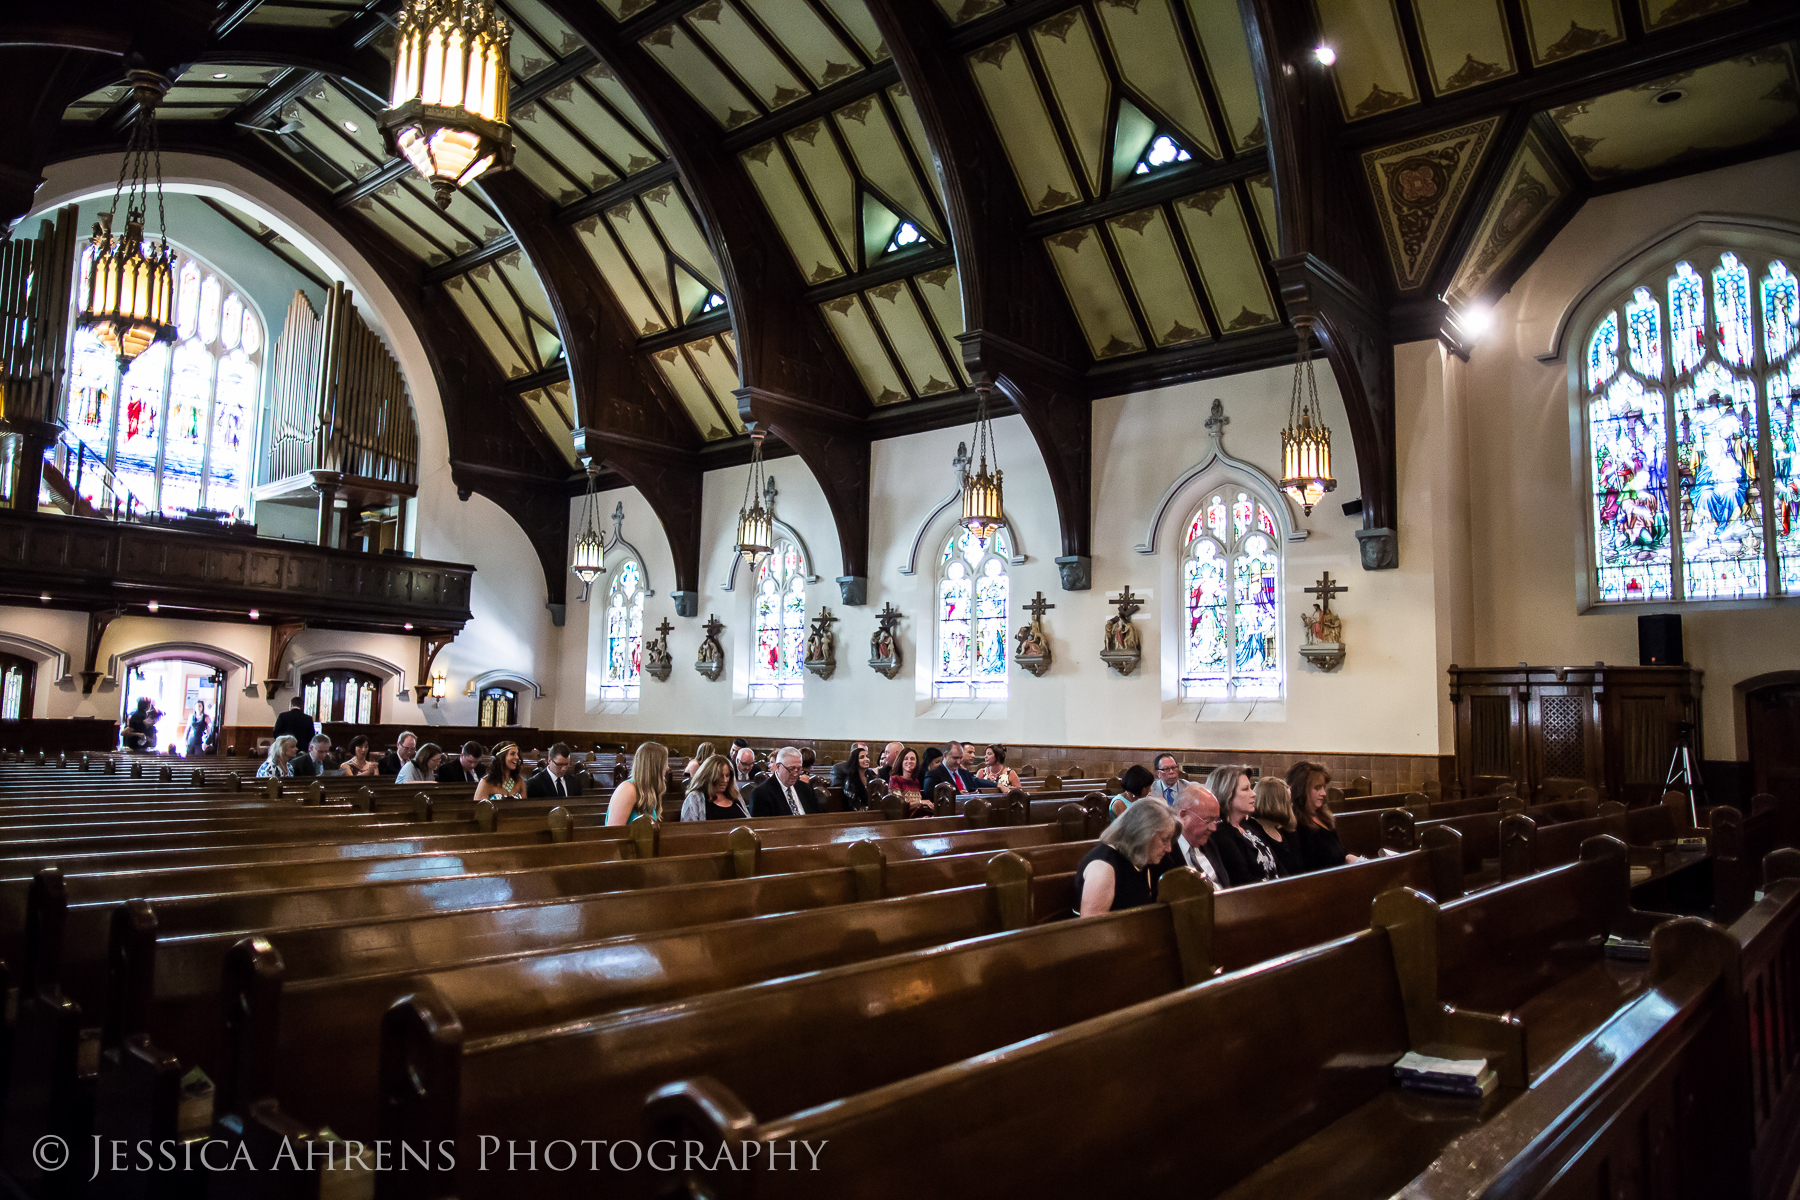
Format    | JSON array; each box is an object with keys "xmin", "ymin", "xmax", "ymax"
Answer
[
  {"xmin": 785, "ymin": 784, "xmax": 802, "ymax": 816},
  {"xmin": 1189, "ymin": 844, "xmax": 1217, "ymax": 884},
  {"xmin": 557, "ymin": 776, "xmax": 566, "ymax": 798}
]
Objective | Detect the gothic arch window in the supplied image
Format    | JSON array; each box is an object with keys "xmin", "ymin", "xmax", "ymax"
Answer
[
  {"xmin": 1583, "ymin": 248, "xmax": 1797, "ymax": 602},
  {"xmin": 936, "ymin": 527, "xmax": 1010, "ymax": 701},
  {"xmin": 1181, "ymin": 485, "xmax": 1282, "ymax": 700},
  {"xmin": 600, "ymin": 559, "xmax": 645, "ymax": 702},
  {"xmin": 749, "ymin": 539, "xmax": 806, "ymax": 701},
  {"xmin": 301, "ymin": 669, "xmax": 380, "ymax": 724},
  {"xmin": 479, "ymin": 687, "xmax": 519, "ymax": 727},
  {"xmin": 63, "ymin": 245, "xmax": 263, "ymax": 519}
]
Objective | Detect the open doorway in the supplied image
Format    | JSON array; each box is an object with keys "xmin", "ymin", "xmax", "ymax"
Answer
[
  {"xmin": 1747, "ymin": 680, "xmax": 1800, "ymax": 805},
  {"xmin": 121, "ymin": 659, "xmax": 223, "ymax": 756}
]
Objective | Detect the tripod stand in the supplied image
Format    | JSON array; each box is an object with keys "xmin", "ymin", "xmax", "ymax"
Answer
[{"xmin": 1664, "ymin": 722, "xmax": 1706, "ymax": 828}]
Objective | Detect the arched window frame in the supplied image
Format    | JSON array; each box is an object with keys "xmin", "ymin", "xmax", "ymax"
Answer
[
  {"xmin": 1177, "ymin": 483, "xmax": 1285, "ymax": 701},
  {"xmin": 0, "ymin": 652, "xmax": 37, "ymax": 722},
  {"xmin": 748, "ymin": 538, "xmax": 807, "ymax": 702},
  {"xmin": 479, "ymin": 687, "xmax": 519, "ymax": 727},
  {"xmin": 934, "ymin": 526, "xmax": 1011, "ymax": 702},
  {"xmin": 1567, "ymin": 232, "xmax": 1800, "ymax": 608},
  {"xmin": 599, "ymin": 557, "xmax": 646, "ymax": 702},
  {"xmin": 299, "ymin": 668, "xmax": 381, "ymax": 724}
]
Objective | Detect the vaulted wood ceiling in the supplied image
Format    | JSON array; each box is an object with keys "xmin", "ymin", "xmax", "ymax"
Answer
[{"xmin": 5, "ymin": 0, "xmax": 1797, "ymax": 607}]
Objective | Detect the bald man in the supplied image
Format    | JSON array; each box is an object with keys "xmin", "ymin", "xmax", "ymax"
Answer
[{"xmin": 1158, "ymin": 783, "xmax": 1229, "ymax": 889}]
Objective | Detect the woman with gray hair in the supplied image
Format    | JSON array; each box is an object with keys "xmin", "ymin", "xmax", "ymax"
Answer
[
  {"xmin": 256, "ymin": 735, "xmax": 298, "ymax": 778},
  {"xmin": 1075, "ymin": 797, "xmax": 1179, "ymax": 916}
]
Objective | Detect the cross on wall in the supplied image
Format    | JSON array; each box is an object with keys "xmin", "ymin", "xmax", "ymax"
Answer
[{"xmin": 1304, "ymin": 571, "xmax": 1348, "ymax": 613}]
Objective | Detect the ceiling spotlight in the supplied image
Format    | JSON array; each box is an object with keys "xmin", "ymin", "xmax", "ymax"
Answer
[
  {"xmin": 212, "ymin": 72, "xmax": 229, "ymax": 79},
  {"xmin": 39, "ymin": 593, "xmax": 51, "ymax": 603},
  {"xmin": 248, "ymin": 608, "xmax": 260, "ymax": 620},
  {"xmin": 404, "ymin": 622, "xmax": 414, "ymax": 631},
  {"xmin": 1313, "ymin": 45, "xmax": 1337, "ymax": 66},
  {"xmin": 343, "ymin": 119, "xmax": 359, "ymax": 133},
  {"xmin": 1463, "ymin": 304, "xmax": 1494, "ymax": 338},
  {"xmin": 147, "ymin": 600, "xmax": 160, "ymax": 613}
]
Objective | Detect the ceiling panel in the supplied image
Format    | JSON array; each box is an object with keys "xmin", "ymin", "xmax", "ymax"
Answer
[
  {"xmin": 605, "ymin": 199, "xmax": 680, "ymax": 322},
  {"xmin": 740, "ymin": 0, "xmax": 865, "ymax": 88},
  {"xmin": 243, "ymin": 3, "xmax": 363, "ymax": 27},
  {"xmin": 822, "ymin": 296, "xmax": 911, "ymax": 404},
  {"xmin": 913, "ymin": 266, "xmax": 972, "ymax": 386},
  {"xmin": 445, "ymin": 273, "xmax": 533, "ymax": 377},
  {"xmin": 1247, "ymin": 172, "xmax": 1278, "ymax": 250},
  {"xmin": 575, "ymin": 214, "xmax": 669, "ymax": 336},
  {"xmin": 934, "ymin": 0, "xmax": 1006, "ymax": 23},
  {"xmin": 493, "ymin": 250, "xmax": 564, "ymax": 363},
  {"xmin": 1549, "ymin": 48, "xmax": 1800, "ymax": 180},
  {"xmin": 642, "ymin": 21, "xmax": 761, "ymax": 128},
  {"xmin": 583, "ymin": 63, "xmax": 667, "ymax": 154},
  {"xmin": 833, "ymin": 96, "xmax": 944, "ymax": 240},
  {"xmin": 1183, "ymin": 0, "xmax": 1265, "ymax": 154},
  {"xmin": 1045, "ymin": 225, "xmax": 1144, "ymax": 358},
  {"xmin": 1174, "ymin": 186, "xmax": 1280, "ymax": 333},
  {"xmin": 520, "ymin": 382, "xmax": 580, "ymax": 464},
  {"xmin": 1313, "ymin": 0, "xmax": 1420, "ymax": 120},
  {"xmin": 1360, "ymin": 116, "xmax": 1501, "ymax": 291},
  {"xmin": 651, "ymin": 346, "xmax": 738, "ymax": 440},
  {"xmin": 1519, "ymin": 0, "xmax": 1624, "ymax": 67},
  {"xmin": 502, "ymin": 0, "xmax": 584, "ymax": 70},
  {"xmin": 865, "ymin": 281, "xmax": 961, "ymax": 396},
  {"xmin": 1108, "ymin": 206, "xmax": 1210, "ymax": 347},
  {"xmin": 1445, "ymin": 130, "xmax": 1570, "ymax": 308},
  {"xmin": 1640, "ymin": 0, "xmax": 1743, "ymax": 33},
  {"xmin": 1030, "ymin": 9, "xmax": 1113, "ymax": 200},
  {"xmin": 686, "ymin": 1, "xmax": 811, "ymax": 112},
  {"xmin": 348, "ymin": 188, "xmax": 451, "ymax": 261},
  {"xmin": 683, "ymin": 336, "xmax": 746, "ymax": 427},
  {"xmin": 818, "ymin": 0, "xmax": 890, "ymax": 61},
  {"xmin": 1093, "ymin": 0, "xmax": 1221, "ymax": 161},
  {"xmin": 888, "ymin": 84, "xmax": 947, "ymax": 210},
  {"xmin": 512, "ymin": 99, "xmax": 620, "ymax": 196},
  {"xmin": 742, "ymin": 141, "xmax": 847, "ymax": 283},
  {"xmin": 641, "ymin": 183, "xmax": 724, "ymax": 292},
  {"xmin": 784, "ymin": 121, "xmax": 862, "ymax": 266},
  {"xmin": 969, "ymin": 36, "xmax": 1082, "ymax": 215},
  {"xmin": 1409, "ymin": 0, "xmax": 1517, "ymax": 95}
]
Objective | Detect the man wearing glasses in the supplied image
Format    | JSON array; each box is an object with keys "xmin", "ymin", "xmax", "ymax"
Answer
[
  {"xmin": 1151, "ymin": 752, "xmax": 1184, "ymax": 805},
  {"xmin": 1159, "ymin": 783, "xmax": 1228, "ymax": 889},
  {"xmin": 526, "ymin": 742, "xmax": 583, "ymax": 799},
  {"xmin": 750, "ymin": 745, "xmax": 823, "ymax": 818}
]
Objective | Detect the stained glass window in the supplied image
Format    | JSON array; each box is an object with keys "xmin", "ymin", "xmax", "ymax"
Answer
[
  {"xmin": 935, "ymin": 528, "xmax": 1010, "ymax": 700},
  {"xmin": 750, "ymin": 540, "xmax": 806, "ymax": 701},
  {"xmin": 479, "ymin": 687, "xmax": 518, "ymax": 727},
  {"xmin": 1182, "ymin": 487, "xmax": 1283, "ymax": 700},
  {"xmin": 600, "ymin": 559, "xmax": 644, "ymax": 702},
  {"xmin": 1584, "ymin": 249, "xmax": 1800, "ymax": 603},
  {"xmin": 60, "ymin": 246, "xmax": 263, "ymax": 518}
]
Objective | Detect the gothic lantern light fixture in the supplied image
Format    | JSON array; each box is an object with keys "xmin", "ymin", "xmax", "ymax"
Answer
[
  {"xmin": 1280, "ymin": 319, "xmax": 1336, "ymax": 515},
  {"xmin": 571, "ymin": 463, "xmax": 605, "ymax": 596},
  {"xmin": 959, "ymin": 384, "xmax": 1005, "ymax": 543},
  {"xmin": 380, "ymin": 0, "xmax": 514, "ymax": 210},
  {"xmin": 735, "ymin": 428, "xmax": 774, "ymax": 567},
  {"xmin": 78, "ymin": 71, "xmax": 179, "ymax": 372}
]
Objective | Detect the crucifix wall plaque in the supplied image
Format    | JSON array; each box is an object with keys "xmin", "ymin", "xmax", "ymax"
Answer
[
  {"xmin": 1014, "ymin": 591, "xmax": 1054, "ymax": 677},
  {"xmin": 1300, "ymin": 570, "xmax": 1348, "ymax": 672}
]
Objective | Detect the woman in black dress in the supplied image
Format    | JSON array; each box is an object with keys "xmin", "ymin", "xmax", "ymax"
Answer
[
  {"xmin": 1204, "ymin": 765, "xmax": 1275, "ymax": 885},
  {"xmin": 1286, "ymin": 760, "xmax": 1358, "ymax": 871},
  {"xmin": 1246, "ymin": 778, "xmax": 1303, "ymax": 878},
  {"xmin": 681, "ymin": 754, "xmax": 751, "ymax": 821},
  {"xmin": 1075, "ymin": 797, "xmax": 1179, "ymax": 916}
]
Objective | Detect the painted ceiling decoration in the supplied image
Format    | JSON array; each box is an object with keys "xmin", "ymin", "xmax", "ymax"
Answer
[
  {"xmin": 574, "ymin": 180, "xmax": 728, "ymax": 337},
  {"xmin": 822, "ymin": 266, "xmax": 970, "ymax": 406},
  {"xmin": 442, "ymin": 250, "xmax": 565, "ymax": 381},
  {"xmin": 1312, "ymin": 0, "xmax": 1420, "ymax": 120},
  {"xmin": 650, "ymin": 333, "xmax": 748, "ymax": 441},
  {"xmin": 1518, "ymin": 0, "xmax": 1625, "ymax": 67},
  {"xmin": 1361, "ymin": 116, "xmax": 1502, "ymax": 291},
  {"xmin": 1444, "ymin": 129, "xmax": 1572, "ymax": 311},
  {"xmin": 519, "ymin": 379, "xmax": 579, "ymax": 465},
  {"xmin": 1547, "ymin": 47, "xmax": 1799, "ymax": 181}
]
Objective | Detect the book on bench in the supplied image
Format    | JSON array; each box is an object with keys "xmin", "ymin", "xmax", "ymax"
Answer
[
  {"xmin": 1393, "ymin": 1051, "xmax": 1497, "ymax": 1099},
  {"xmin": 1600, "ymin": 933, "xmax": 1652, "ymax": 961}
]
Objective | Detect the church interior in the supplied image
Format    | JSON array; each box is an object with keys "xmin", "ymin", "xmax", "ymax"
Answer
[{"xmin": 0, "ymin": 0, "xmax": 1798, "ymax": 1193}]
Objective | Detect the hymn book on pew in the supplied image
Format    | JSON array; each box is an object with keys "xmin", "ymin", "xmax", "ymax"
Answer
[{"xmin": 1392, "ymin": 1052, "xmax": 1497, "ymax": 1099}]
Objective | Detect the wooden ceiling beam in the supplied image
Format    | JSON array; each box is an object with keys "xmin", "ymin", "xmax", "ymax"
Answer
[
  {"xmin": 537, "ymin": 0, "xmax": 878, "ymax": 605},
  {"xmin": 865, "ymin": 0, "xmax": 1096, "ymax": 590}
]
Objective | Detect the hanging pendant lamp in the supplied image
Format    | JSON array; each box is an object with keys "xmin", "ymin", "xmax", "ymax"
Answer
[
  {"xmin": 380, "ymin": 0, "xmax": 515, "ymax": 209},
  {"xmin": 959, "ymin": 383, "xmax": 1005, "ymax": 543},
  {"xmin": 77, "ymin": 71, "xmax": 179, "ymax": 372},
  {"xmin": 571, "ymin": 463, "xmax": 605, "ymax": 598},
  {"xmin": 735, "ymin": 428, "xmax": 774, "ymax": 567},
  {"xmin": 1280, "ymin": 319, "xmax": 1336, "ymax": 515}
]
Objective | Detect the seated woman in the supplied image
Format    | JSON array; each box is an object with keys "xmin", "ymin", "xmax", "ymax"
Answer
[
  {"xmin": 1107, "ymin": 763, "xmax": 1158, "ymax": 821},
  {"xmin": 396, "ymin": 742, "xmax": 442, "ymax": 785},
  {"xmin": 341, "ymin": 735, "xmax": 382, "ymax": 778},
  {"xmin": 881, "ymin": 746, "xmax": 933, "ymax": 817},
  {"xmin": 1075, "ymin": 797, "xmax": 1179, "ymax": 916},
  {"xmin": 976, "ymin": 744, "xmax": 1020, "ymax": 792},
  {"xmin": 606, "ymin": 741, "xmax": 669, "ymax": 825},
  {"xmin": 684, "ymin": 741, "xmax": 715, "ymax": 782},
  {"xmin": 680, "ymin": 753, "xmax": 750, "ymax": 821},
  {"xmin": 473, "ymin": 742, "xmax": 526, "ymax": 803},
  {"xmin": 830, "ymin": 742, "xmax": 873, "ymax": 811},
  {"xmin": 1246, "ymin": 778, "xmax": 1303, "ymax": 879},
  {"xmin": 1286, "ymin": 760, "xmax": 1358, "ymax": 870},
  {"xmin": 1204, "ymin": 765, "xmax": 1276, "ymax": 885},
  {"xmin": 256, "ymin": 735, "xmax": 299, "ymax": 778}
]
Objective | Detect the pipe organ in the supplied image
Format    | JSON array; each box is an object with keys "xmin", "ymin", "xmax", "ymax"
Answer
[{"xmin": 0, "ymin": 206, "xmax": 78, "ymax": 507}]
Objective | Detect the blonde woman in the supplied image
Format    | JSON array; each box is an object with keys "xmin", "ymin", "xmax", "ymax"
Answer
[
  {"xmin": 256, "ymin": 735, "xmax": 298, "ymax": 778},
  {"xmin": 680, "ymin": 753, "xmax": 749, "ymax": 822},
  {"xmin": 473, "ymin": 742, "xmax": 526, "ymax": 803},
  {"xmin": 685, "ymin": 740, "xmax": 716, "ymax": 781},
  {"xmin": 1245, "ymin": 777, "xmax": 1302, "ymax": 879},
  {"xmin": 606, "ymin": 740, "xmax": 669, "ymax": 826}
]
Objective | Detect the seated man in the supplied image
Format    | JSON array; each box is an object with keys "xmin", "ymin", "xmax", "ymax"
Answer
[
  {"xmin": 527, "ymin": 742, "xmax": 584, "ymax": 799},
  {"xmin": 875, "ymin": 741, "xmax": 905, "ymax": 781},
  {"xmin": 920, "ymin": 740, "xmax": 1002, "ymax": 799},
  {"xmin": 379, "ymin": 731, "xmax": 417, "ymax": 777},
  {"xmin": 290, "ymin": 734, "xmax": 339, "ymax": 777},
  {"xmin": 750, "ymin": 746, "xmax": 823, "ymax": 817},
  {"xmin": 1150, "ymin": 752, "xmax": 1185, "ymax": 805},
  {"xmin": 732, "ymin": 745, "xmax": 760, "ymax": 785},
  {"xmin": 1158, "ymin": 783, "xmax": 1229, "ymax": 890},
  {"xmin": 437, "ymin": 740, "xmax": 485, "ymax": 784}
]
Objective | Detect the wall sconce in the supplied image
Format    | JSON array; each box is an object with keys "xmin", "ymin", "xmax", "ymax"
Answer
[{"xmin": 429, "ymin": 670, "xmax": 449, "ymax": 707}]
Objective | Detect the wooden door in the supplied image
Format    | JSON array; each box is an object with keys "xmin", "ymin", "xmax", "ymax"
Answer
[
  {"xmin": 1747, "ymin": 683, "xmax": 1800, "ymax": 804},
  {"xmin": 1526, "ymin": 684, "xmax": 1601, "ymax": 798}
]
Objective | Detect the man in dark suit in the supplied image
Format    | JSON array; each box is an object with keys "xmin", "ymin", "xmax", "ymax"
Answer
[
  {"xmin": 732, "ymin": 745, "xmax": 760, "ymax": 786},
  {"xmin": 750, "ymin": 746, "xmax": 823, "ymax": 817},
  {"xmin": 378, "ymin": 731, "xmax": 417, "ymax": 776},
  {"xmin": 271, "ymin": 697, "xmax": 314, "ymax": 746},
  {"xmin": 1157, "ymin": 784, "xmax": 1228, "ymax": 890},
  {"xmin": 437, "ymin": 741, "xmax": 485, "ymax": 784},
  {"xmin": 290, "ymin": 734, "xmax": 339, "ymax": 777},
  {"xmin": 919, "ymin": 740, "xmax": 1000, "ymax": 801},
  {"xmin": 526, "ymin": 742, "xmax": 584, "ymax": 800}
]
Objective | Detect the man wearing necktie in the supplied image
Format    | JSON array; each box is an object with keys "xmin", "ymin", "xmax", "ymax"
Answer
[
  {"xmin": 750, "ymin": 746, "xmax": 822, "ymax": 818},
  {"xmin": 1151, "ymin": 752, "xmax": 1183, "ymax": 805},
  {"xmin": 920, "ymin": 741, "xmax": 1001, "ymax": 804},
  {"xmin": 1155, "ymin": 783, "xmax": 1229, "ymax": 890},
  {"xmin": 526, "ymin": 743, "xmax": 585, "ymax": 799}
]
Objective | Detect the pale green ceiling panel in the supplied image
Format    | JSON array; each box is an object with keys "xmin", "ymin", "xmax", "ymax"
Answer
[
  {"xmin": 582, "ymin": 63, "xmax": 668, "ymax": 155},
  {"xmin": 520, "ymin": 384, "xmax": 580, "ymax": 465},
  {"xmin": 604, "ymin": 199, "xmax": 678, "ymax": 324},
  {"xmin": 548, "ymin": 80, "xmax": 661, "ymax": 176},
  {"xmin": 640, "ymin": 183, "xmax": 724, "ymax": 292},
  {"xmin": 1410, "ymin": 0, "xmax": 1516, "ymax": 94},
  {"xmin": 686, "ymin": 0, "xmax": 810, "ymax": 112},
  {"xmin": 913, "ymin": 266, "xmax": 971, "ymax": 385},
  {"xmin": 785, "ymin": 120, "xmax": 861, "ymax": 267},
  {"xmin": 1045, "ymin": 225, "xmax": 1144, "ymax": 358},
  {"xmin": 865, "ymin": 282, "xmax": 960, "ymax": 397},
  {"xmin": 822, "ymin": 296, "xmax": 911, "ymax": 404},
  {"xmin": 888, "ymin": 84, "xmax": 946, "ymax": 209},
  {"xmin": 743, "ymin": 142, "xmax": 847, "ymax": 283},
  {"xmin": 1247, "ymin": 172, "xmax": 1278, "ymax": 251},
  {"xmin": 741, "ymin": 0, "xmax": 864, "ymax": 88},
  {"xmin": 1184, "ymin": 0, "xmax": 1266, "ymax": 153},
  {"xmin": 1030, "ymin": 9, "xmax": 1112, "ymax": 198},
  {"xmin": 642, "ymin": 21, "xmax": 760, "ymax": 128},
  {"xmin": 818, "ymin": 0, "xmax": 889, "ymax": 60},
  {"xmin": 1519, "ymin": 0, "xmax": 1623, "ymax": 66},
  {"xmin": 652, "ymin": 347, "xmax": 736, "ymax": 440},
  {"xmin": 512, "ymin": 99, "xmax": 620, "ymax": 193},
  {"xmin": 1108, "ymin": 207, "xmax": 1210, "ymax": 347},
  {"xmin": 464, "ymin": 264, "xmax": 541, "ymax": 369},
  {"xmin": 1313, "ymin": 0, "xmax": 1420, "ymax": 120},
  {"xmin": 510, "ymin": 137, "xmax": 585, "ymax": 203},
  {"xmin": 1094, "ymin": 0, "xmax": 1221, "ymax": 160},
  {"xmin": 968, "ymin": 36, "xmax": 1082, "ymax": 215},
  {"xmin": 934, "ymin": 0, "xmax": 1004, "ymax": 23},
  {"xmin": 684, "ymin": 337, "xmax": 746, "ymax": 429},
  {"xmin": 575, "ymin": 216, "xmax": 668, "ymax": 337},
  {"xmin": 1174, "ymin": 186, "xmax": 1280, "ymax": 333},
  {"xmin": 833, "ymin": 97, "xmax": 944, "ymax": 241},
  {"xmin": 445, "ymin": 274, "xmax": 531, "ymax": 376}
]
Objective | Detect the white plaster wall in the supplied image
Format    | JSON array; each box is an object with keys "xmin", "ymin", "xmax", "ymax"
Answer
[{"xmin": 1458, "ymin": 149, "xmax": 1800, "ymax": 757}]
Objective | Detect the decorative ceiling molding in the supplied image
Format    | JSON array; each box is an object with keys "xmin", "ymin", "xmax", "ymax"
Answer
[{"xmin": 1360, "ymin": 116, "xmax": 1502, "ymax": 291}]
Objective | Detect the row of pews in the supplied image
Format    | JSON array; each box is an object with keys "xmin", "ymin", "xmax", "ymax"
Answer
[{"xmin": 0, "ymin": 752, "xmax": 1793, "ymax": 1199}]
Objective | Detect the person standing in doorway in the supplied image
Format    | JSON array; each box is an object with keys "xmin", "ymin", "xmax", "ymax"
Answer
[{"xmin": 185, "ymin": 700, "xmax": 210, "ymax": 758}]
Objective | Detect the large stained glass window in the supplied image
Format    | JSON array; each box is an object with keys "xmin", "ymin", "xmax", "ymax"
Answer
[
  {"xmin": 1181, "ymin": 486, "xmax": 1282, "ymax": 699},
  {"xmin": 1584, "ymin": 249, "xmax": 1797, "ymax": 603},
  {"xmin": 750, "ymin": 540, "xmax": 806, "ymax": 701},
  {"xmin": 600, "ymin": 559, "xmax": 644, "ymax": 702},
  {"xmin": 62, "ymin": 244, "xmax": 262, "ymax": 518},
  {"xmin": 936, "ymin": 527, "xmax": 1010, "ymax": 701}
]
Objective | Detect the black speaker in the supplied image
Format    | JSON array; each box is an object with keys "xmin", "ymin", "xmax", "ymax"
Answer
[{"xmin": 1638, "ymin": 614, "xmax": 1683, "ymax": 666}]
